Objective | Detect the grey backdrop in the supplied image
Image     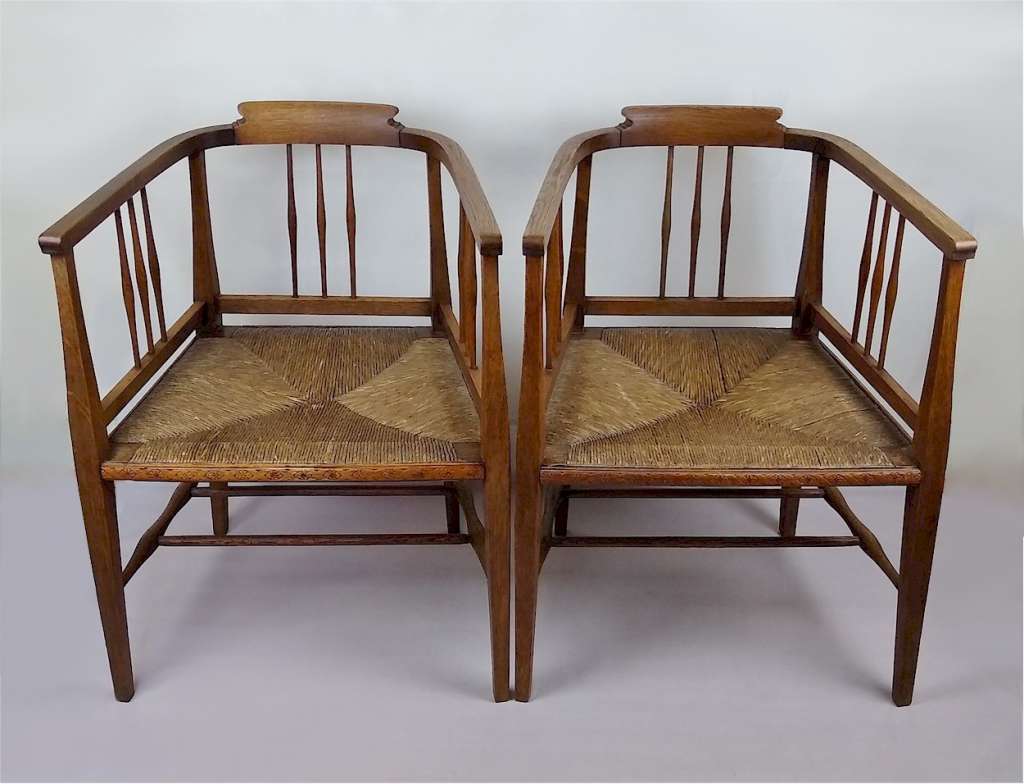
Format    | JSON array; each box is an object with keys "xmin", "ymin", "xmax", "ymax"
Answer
[{"xmin": 2, "ymin": 1, "xmax": 1021, "ymax": 781}]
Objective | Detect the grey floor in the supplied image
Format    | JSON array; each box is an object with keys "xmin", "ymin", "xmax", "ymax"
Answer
[{"xmin": 2, "ymin": 473, "xmax": 1020, "ymax": 782}]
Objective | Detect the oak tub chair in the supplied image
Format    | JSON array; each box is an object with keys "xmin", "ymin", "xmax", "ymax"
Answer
[
  {"xmin": 514, "ymin": 105, "xmax": 976, "ymax": 705},
  {"xmin": 40, "ymin": 101, "xmax": 511, "ymax": 702}
]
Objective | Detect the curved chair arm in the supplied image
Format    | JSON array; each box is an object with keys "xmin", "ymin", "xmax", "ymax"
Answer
[
  {"xmin": 785, "ymin": 128, "xmax": 977, "ymax": 260},
  {"xmin": 38, "ymin": 125, "xmax": 235, "ymax": 255},
  {"xmin": 401, "ymin": 128, "xmax": 502, "ymax": 256},
  {"xmin": 522, "ymin": 128, "xmax": 619, "ymax": 257}
]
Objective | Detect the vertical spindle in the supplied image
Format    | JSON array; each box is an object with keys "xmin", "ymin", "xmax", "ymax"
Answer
[
  {"xmin": 865, "ymin": 202, "xmax": 892, "ymax": 352},
  {"xmin": 114, "ymin": 208, "xmax": 141, "ymax": 368},
  {"xmin": 688, "ymin": 146, "xmax": 704, "ymax": 297},
  {"xmin": 878, "ymin": 214, "xmax": 906, "ymax": 368},
  {"xmin": 286, "ymin": 145, "xmax": 298, "ymax": 296},
  {"xmin": 139, "ymin": 187, "xmax": 167, "ymax": 340},
  {"xmin": 315, "ymin": 144, "xmax": 327, "ymax": 296},
  {"xmin": 126, "ymin": 197, "xmax": 154, "ymax": 353},
  {"xmin": 717, "ymin": 146, "xmax": 734, "ymax": 298},
  {"xmin": 852, "ymin": 192, "xmax": 880, "ymax": 342},
  {"xmin": 659, "ymin": 146, "xmax": 674, "ymax": 297}
]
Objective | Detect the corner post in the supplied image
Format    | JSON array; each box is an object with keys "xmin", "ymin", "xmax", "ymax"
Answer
[
  {"xmin": 480, "ymin": 252, "xmax": 510, "ymax": 701},
  {"xmin": 564, "ymin": 155, "xmax": 592, "ymax": 330},
  {"xmin": 892, "ymin": 256, "xmax": 966, "ymax": 705},
  {"xmin": 426, "ymin": 156, "xmax": 453, "ymax": 332},
  {"xmin": 51, "ymin": 252, "xmax": 134, "ymax": 701},
  {"xmin": 514, "ymin": 252, "xmax": 547, "ymax": 701},
  {"xmin": 189, "ymin": 150, "xmax": 222, "ymax": 336},
  {"xmin": 793, "ymin": 153, "xmax": 829, "ymax": 335}
]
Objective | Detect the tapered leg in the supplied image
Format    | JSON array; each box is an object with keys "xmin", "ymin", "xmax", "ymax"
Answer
[
  {"xmin": 444, "ymin": 483, "xmax": 461, "ymax": 534},
  {"xmin": 893, "ymin": 481, "xmax": 943, "ymax": 706},
  {"xmin": 779, "ymin": 489, "xmax": 799, "ymax": 537},
  {"xmin": 80, "ymin": 477, "xmax": 135, "ymax": 701},
  {"xmin": 514, "ymin": 480, "xmax": 544, "ymax": 701},
  {"xmin": 483, "ymin": 474, "xmax": 510, "ymax": 702},
  {"xmin": 210, "ymin": 482, "xmax": 229, "ymax": 536}
]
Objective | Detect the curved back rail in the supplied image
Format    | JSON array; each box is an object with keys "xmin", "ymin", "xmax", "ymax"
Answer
[
  {"xmin": 518, "ymin": 105, "xmax": 976, "ymax": 484},
  {"xmin": 39, "ymin": 101, "xmax": 506, "ymax": 470}
]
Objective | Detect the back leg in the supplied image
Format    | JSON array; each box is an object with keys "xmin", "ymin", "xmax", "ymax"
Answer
[
  {"xmin": 211, "ymin": 482, "xmax": 228, "ymax": 536},
  {"xmin": 553, "ymin": 493, "xmax": 569, "ymax": 537},
  {"xmin": 779, "ymin": 488, "xmax": 799, "ymax": 537},
  {"xmin": 444, "ymin": 482, "xmax": 460, "ymax": 534}
]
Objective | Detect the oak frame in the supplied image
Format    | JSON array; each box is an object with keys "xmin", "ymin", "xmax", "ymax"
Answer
[
  {"xmin": 515, "ymin": 105, "xmax": 976, "ymax": 706},
  {"xmin": 40, "ymin": 101, "xmax": 510, "ymax": 702}
]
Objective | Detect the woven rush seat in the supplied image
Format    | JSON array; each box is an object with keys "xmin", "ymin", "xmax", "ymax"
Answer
[
  {"xmin": 544, "ymin": 327, "xmax": 914, "ymax": 471},
  {"xmin": 106, "ymin": 326, "xmax": 481, "ymax": 471}
]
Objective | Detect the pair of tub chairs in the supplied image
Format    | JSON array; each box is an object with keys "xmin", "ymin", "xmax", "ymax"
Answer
[{"xmin": 41, "ymin": 102, "xmax": 975, "ymax": 706}]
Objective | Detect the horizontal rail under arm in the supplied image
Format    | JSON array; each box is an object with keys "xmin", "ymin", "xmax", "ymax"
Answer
[
  {"xmin": 784, "ymin": 129, "xmax": 977, "ymax": 260},
  {"xmin": 400, "ymin": 128, "xmax": 503, "ymax": 255},
  {"xmin": 523, "ymin": 128, "xmax": 620, "ymax": 256},
  {"xmin": 39, "ymin": 125, "xmax": 236, "ymax": 255},
  {"xmin": 100, "ymin": 302, "xmax": 205, "ymax": 424},
  {"xmin": 810, "ymin": 302, "xmax": 919, "ymax": 427}
]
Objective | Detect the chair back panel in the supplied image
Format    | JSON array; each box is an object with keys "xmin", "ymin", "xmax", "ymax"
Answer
[{"xmin": 233, "ymin": 101, "xmax": 403, "ymax": 147}]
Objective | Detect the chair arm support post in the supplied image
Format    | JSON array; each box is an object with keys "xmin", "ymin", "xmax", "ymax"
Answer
[
  {"xmin": 480, "ymin": 253, "xmax": 510, "ymax": 471},
  {"xmin": 189, "ymin": 150, "xmax": 222, "ymax": 335},
  {"xmin": 913, "ymin": 257, "xmax": 966, "ymax": 477},
  {"xmin": 794, "ymin": 153, "xmax": 829, "ymax": 335}
]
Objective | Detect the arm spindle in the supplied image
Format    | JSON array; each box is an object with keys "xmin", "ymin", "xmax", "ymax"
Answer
[
  {"xmin": 139, "ymin": 187, "xmax": 167, "ymax": 340},
  {"xmin": 852, "ymin": 191, "xmax": 880, "ymax": 341},
  {"xmin": 544, "ymin": 204, "xmax": 564, "ymax": 369},
  {"xmin": 114, "ymin": 208, "xmax": 141, "ymax": 368},
  {"xmin": 345, "ymin": 145, "xmax": 356, "ymax": 297},
  {"xmin": 125, "ymin": 197, "xmax": 154, "ymax": 353}
]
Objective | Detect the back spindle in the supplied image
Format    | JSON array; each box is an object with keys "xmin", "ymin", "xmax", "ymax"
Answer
[
  {"xmin": 286, "ymin": 145, "xmax": 298, "ymax": 296},
  {"xmin": 346, "ymin": 145, "xmax": 357, "ymax": 297},
  {"xmin": 717, "ymin": 146, "xmax": 734, "ymax": 298},
  {"xmin": 659, "ymin": 146, "xmax": 674, "ymax": 297},
  {"xmin": 545, "ymin": 203, "xmax": 564, "ymax": 369},
  {"xmin": 864, "ymin": 202, "xmax": 893, "ymax": 353},
  {"xmin": 688, "ymin": 146, "xmax": 705, "ymax": 297},
  {"xmin": 315, "ymin": 144, "xmax": 327, "ymax": 296}
]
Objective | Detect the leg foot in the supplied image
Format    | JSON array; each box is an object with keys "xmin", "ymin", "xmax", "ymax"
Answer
[
  {"xmin": 514, "ymin": 483, "xmax": 544, "ymax": 701},
  {"xmin": 483, "ymin": 475, "xmax": 510, "ymax": 702},
  {"xmin": 82, "ymin": 479, "xmax": 135, "ymax": 701},
  {"xmin": 892, "ymin": 482, "xmax": 942, "ymax": 706}
]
